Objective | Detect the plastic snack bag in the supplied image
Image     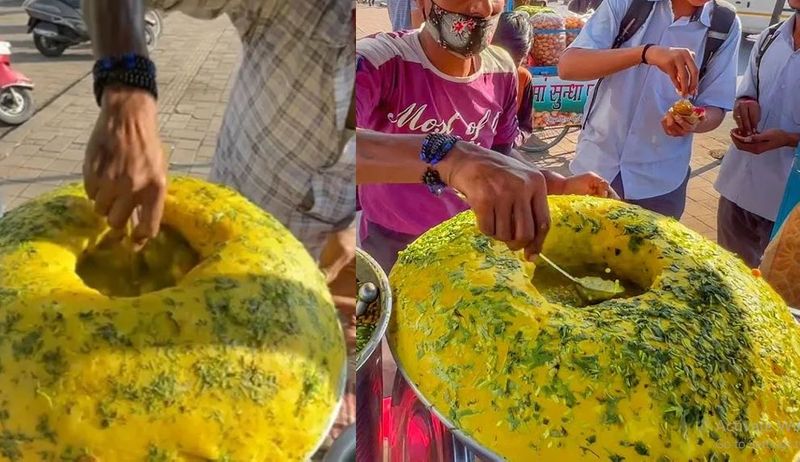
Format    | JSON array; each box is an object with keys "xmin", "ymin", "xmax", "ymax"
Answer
[
  {"xmin": 564, "ymin": 14, "xmax": 586, "ymax": 47},
  {"xmin": 516, "ymin": 5, "xmax": 556, "ymax": 16},
  {"xmin": 531, "ymin": 12, "xmax": 566, "ymax": 67}
]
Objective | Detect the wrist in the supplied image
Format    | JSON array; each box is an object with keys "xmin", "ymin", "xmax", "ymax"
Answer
[
  {"xmin": 101, "ymin": 85, "xmax": 157, "ymax": 112},
  {"xmin": 93, "ymin": 54, "xmax": 158, "ymax": 107},
  {"xmin": 641, "ymin": 44, "xmax": 655, "ymax": 65},
  {"xmin": 437, "ymin": 143, "xmax": 470, "ymax": 187},
  {"xmin": 542, "ymin": 171, "xmax": 566, "ymax": 195},
  {"xmin": 419, "ymin": 134, "xmax": 461, "ymax": 195},
  {"xmin": 784, "ymin": 132, "xmax": 799, "ymax": 148}
]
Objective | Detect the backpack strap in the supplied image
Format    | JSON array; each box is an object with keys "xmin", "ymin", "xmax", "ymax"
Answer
[
  {"xmin": 754, "ymin": 21, "xmax": 783, "ymax": 100},
  {"xmin": 613, "ymin": 0, "xmax": 656, "ymax": 48},
  {"xmin": 582, "ymin": 0, "xmax": 655, "ymax": 128},
  {"xmin": 698, "ymin": 0, "xmax": 736, "ymax": 83}
]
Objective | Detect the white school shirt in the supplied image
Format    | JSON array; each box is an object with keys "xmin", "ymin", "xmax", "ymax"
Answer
[
  {"xmin": 715, "ymin": 16, "xmax": 800, "ymax": 222},
  {"xmin": 568, "ymin": 0, "xmax": 740, "ymax": 200}
]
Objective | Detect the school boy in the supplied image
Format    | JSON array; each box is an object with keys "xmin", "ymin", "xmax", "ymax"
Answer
[
  {"xmin": 559, "ymin": 0, "xmax": 740, "ymax": 219},
  {"xmin": 715, "ymin": 10, "xmax": 800, "ymax": 267}
]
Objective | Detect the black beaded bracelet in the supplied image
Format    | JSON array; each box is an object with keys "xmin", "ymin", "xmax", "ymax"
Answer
[
  {"xmin": 422, "ymin": 167, "xmax": 447, "ymax": 196},
  {"xmin": 93, "ymin": 53, "xmax": 158, "ymax": 106},
  {"xmin": 420, "ymin": 133, "xmax": 460, "ymax": 165}
]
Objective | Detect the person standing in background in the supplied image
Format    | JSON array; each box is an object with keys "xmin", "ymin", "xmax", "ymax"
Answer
[
  {"xmin": 559, "ymin": 0, "xmax": 740, "ymax": 219},
  {"xmin": 389, "ymin": 0, "xmax": 424, "ymax": 31},
  {"xmin": 492, "ymin": 11, "xmax": 535, "ymax": 146},
  {"xmin": 388, "ymin": 0, "xmax": 413, "ymax": 30},
  {"xmin": 357, "ymin": 0, "xmax": 615, "ymax": 272},
  {"xmin": 714, "ymin": 9, "xmax": 800, "ymax": 268}
]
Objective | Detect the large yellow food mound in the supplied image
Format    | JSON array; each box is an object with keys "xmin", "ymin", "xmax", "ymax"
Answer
[
  {"xmin": 0, "ymin": 176, "xmax": 346, "ymax": 461},
  {"xmin": 389, "ymin": 196, "xmax": 800, "ymax": 461}
]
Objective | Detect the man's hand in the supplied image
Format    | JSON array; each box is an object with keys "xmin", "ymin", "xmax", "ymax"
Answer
[
  {"xmin": 320, "ymin": 226, "xmax": 356, "ymax": 316},
  {"xmin": 732, "ymin": 98, "xmax": 760, "ymax": 136},
  {"xmin": 559, "ymin": 172, "xmax": 620, "ymax": 199},
  {"xmin": 320, "ymin": 226, "xmax": 356, "ymax": 285},
  {"xmin": 84, "ymin": 86, "xmax": 167, "ymax": 247},
  {"xmin": 439, "ymin": 143, "xmax": 550, "ymax": 261},
  {"xmin": 662, "ymin": 110, "xmax": 704, "ymax": 137},
  {"xmin": 731, "ymin": 128, "xmax": 792, "ymax": 155},
  {"xmin": 645, "ymin": 46, "xmax": 699, "ymax": 97}
]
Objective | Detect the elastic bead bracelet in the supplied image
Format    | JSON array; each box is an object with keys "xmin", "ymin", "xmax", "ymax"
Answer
[
  {"xmin": 420, "ymin": 133, "xmax": 460, "ymax": 165},
  {"xmin": 422, "ymin": 168, "xmax": 447, "ymax": 196},
  {"xmin": 419, "ymin": 133, "xmax": 459, "ymax": 196}
]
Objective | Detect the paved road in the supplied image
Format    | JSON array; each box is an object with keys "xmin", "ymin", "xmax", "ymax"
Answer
[
  {"xmin": 0, "ymin": 0, "xmax": 95, "ymax": 138},
  {"xmin": 0, "ymin": 7, "xmax": 241, "ymax": 210}
]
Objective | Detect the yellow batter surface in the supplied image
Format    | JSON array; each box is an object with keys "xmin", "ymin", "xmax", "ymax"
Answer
[
  {"xmin": 0, "ymin": 176, "xmax": 346, "ymax": 461},
  {"xmin": 390, "ymin": 196, "xmax": 800, "ymax": 461}
]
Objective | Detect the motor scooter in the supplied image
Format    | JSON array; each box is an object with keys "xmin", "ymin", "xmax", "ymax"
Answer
[
  {"xmin": 0, "ymin": 41, "xmax": 35, "ymax": 126},
  {"xmin": 22, "ymin": 0, "xmax": 161, "ymax": 58}
]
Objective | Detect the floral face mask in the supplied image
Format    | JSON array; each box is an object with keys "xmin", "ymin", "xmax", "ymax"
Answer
[{"xmin": 424, "ymin": 1, "xmax": 499, "ymax": 58}]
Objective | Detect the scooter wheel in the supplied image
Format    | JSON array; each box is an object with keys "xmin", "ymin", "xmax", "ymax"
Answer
[
  {"xmin": 33, "ymin": 34, "xmax": 67, "ymax": 58},
  {"xmin": 0, "ymin": 87, "xmax": 35, "ymax": 126},
  {"xmin": 145, "ymin": 25, "xmax": 158, "ymax": 52},
  {"xmin": 145, "ymin": 9, "xmax": 164, "ymax": 38}
]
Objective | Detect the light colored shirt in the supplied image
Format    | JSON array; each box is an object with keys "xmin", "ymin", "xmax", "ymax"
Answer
[
  {"xmin": 356, "ymin": 31, "xmax": 519, "ymax": 238},
  {"xmin": 568, "ymin": 0, "xmax": 740, "ymax": 200},
  {"xmin": 715, "ymin": 16, "xmax": 800, "ymax": 222},
  {"xmin": 388, "ymin": 0, "xmax": 412, "ymax": 31},
  {"xmin": 147, "ymin": 0, "xmax": 355, "ymax": 259}
]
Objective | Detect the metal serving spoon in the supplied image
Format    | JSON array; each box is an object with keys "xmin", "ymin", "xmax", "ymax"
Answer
[
  {"xmin": 356, "ymin": 282, "xmax": 378, "ymax": 316},
  {"xmin": 538, "ymin": 254, "xmax": 625, "ymax": 303}
]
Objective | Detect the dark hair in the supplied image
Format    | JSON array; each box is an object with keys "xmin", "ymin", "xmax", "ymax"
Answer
[{"xmin": 492, "ymin": 12, "xmax": 532, "ymax": 65}]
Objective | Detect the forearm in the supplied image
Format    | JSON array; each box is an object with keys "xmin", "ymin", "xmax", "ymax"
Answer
[
  {"xmin": 558, "ymin": 47, "xmax": 644, "ymax": 81},
  {"xmin": 82, "ymin": 0, "xmax": 148, "ymax": 58},
  {"xmin": 694, "ymin": 107, "xmax": 725, "ymax": 134},
  {"xmin": 356, "ymin": 129, "xmax": 434, "ymax": 185},
  {"xmin": 496, "ymin": 149, "xmax": 566, "ymax": 193},
  {"xmin": 507, "ymin": 148, "xmax": 529, "ymax": 165}
]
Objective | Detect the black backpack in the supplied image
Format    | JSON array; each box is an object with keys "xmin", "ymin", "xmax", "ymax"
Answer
[{"xmin": 582, "ymin": 0, "xmax": 737, "ymax": 127}]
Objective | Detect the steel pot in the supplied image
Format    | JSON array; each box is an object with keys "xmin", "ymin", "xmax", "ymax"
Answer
[
  {"xmin": 387, "ymin": 334, "xmax": 503, "ymax": 462},
  {"xmin": 389, "ymin": 370, "xmax": 493, "ymax": 462},
  {"xmin": 324, "ymin": 424, "xmax": 356, "ymax": 462},
  {"xmin": 355, "ymin": 248, "xmax": 392, "ymax": 462},
  {"xmin": 387, "ymin": 305, "xmax": 800, "ymax": 462}
]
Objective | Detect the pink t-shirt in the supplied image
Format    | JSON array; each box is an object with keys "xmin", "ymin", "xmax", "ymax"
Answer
[{"xmin": 356, "ymin": 30, "xmax": 519, "ymax": 239}]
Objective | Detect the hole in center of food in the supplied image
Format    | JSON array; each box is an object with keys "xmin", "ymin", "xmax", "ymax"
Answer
[
  {"xmin": 532, "ymin": 262, "xmax": 643, "ymax": 307},
  {"xmin": 76, "ymin": 225, "xmax": 200, "ymax": 297}
]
